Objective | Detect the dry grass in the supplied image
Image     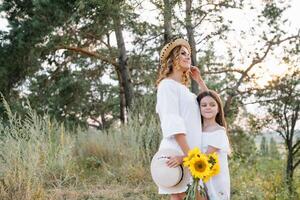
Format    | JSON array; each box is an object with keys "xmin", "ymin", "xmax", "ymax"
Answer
[{"xmin": 0, "ymin": 99, "xmax": 299, "ymax": 199}]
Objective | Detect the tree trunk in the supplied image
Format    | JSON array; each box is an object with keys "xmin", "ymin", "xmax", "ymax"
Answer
[
  {"xmin": 185, "ymin": 0, "xmax": 199, "ymax": 94},
  {"xmin": 163, "ymin": 0, "xmax": 172, "ymax": 43},
  {"xmin": 224, "ymin": 95, "xmax": 233, "ymax": 117},
  {"xmin": 113, "ymin": 14, "xmax": 133, "ymax": 123},
  {"xmin": 286, "ymin": 145, "xmax": 294, "ymax": 194}
]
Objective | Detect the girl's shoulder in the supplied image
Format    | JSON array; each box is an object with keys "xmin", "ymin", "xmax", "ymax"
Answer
[
  {"xmin": 202, "ymin": 127, "xmax": 228, "ymax": 144},
  {"xmin": 203, "ymin": 125, "xmax": 226, "ymax": 134}
]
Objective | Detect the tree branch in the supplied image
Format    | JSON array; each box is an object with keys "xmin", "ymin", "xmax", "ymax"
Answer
[
  {"xmin": 232, "ymin": 33, "xmax": 300, "ymax": 94},
  {"xmin": 293, "ymin": 158, "xmax": 300, "ymax": 171},
  {"xmin": 274, "ymin": 128, "xmax": 287, "ymax": 141},
  {"xmin": 272, "ymin": 33, "xmax": 300, "ymax": 45},
  {"xmin": 283, "ymin": 103, "xmax": 290, "ymax": 141},
  {"xmin": 291, "ymin": 103, "xmax": 299, "ymax": 136},
  {"xmin": 57, "ymin": 46, "xmax": 118, "ymax": 67},
  {"xmin": 204, "ymin": 68, "xmax": 245, "ymax": 75},
  {"xmin": 292, "ymin": 140, "xmax": 300, "ymax": 156},
  {"xmin": 193, "ymin": 11, "xmax": 208, "ymax": 29},
  {"xmin": 223, "ymin": 33, "xmax": 300, "ymax": 113},
  {"xmin": 243, "ymin": 98, "xmax": 280, "ymax": 105}
]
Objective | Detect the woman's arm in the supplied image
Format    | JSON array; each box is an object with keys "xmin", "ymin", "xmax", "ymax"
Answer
[
  {"xmin": 196, "ymin": 78, "xmax": 208, "ymax": 92},
  {"xmin": 190, "ymin": 66, "xmax": 208, "ymax": 92},
  {"xmin": 175, "ymin": 133, "xmax": 190, "ymax": 155},
  {"xmin": 166, "ymin": 133, "xmax": 190, "ymax": 168}
]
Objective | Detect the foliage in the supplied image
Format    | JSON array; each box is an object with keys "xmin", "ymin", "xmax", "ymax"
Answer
[
  {"xmin": 254, "ymin": 67, "xmax": 300, "ymax": 193},
  {"xmin": 0, "ymin": 100, "xmax": 299, "ymax": 199},
  {"xmin": 260, "ymin": 136, "xmax": 269, "ymax": 156},
  {"xmin": 229, "ymin": 125, "xmax": 257, "ymax": 161}
]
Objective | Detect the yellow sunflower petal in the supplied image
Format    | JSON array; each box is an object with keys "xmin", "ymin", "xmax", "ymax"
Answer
[{"xmin": 189, "ymin": 155, "xmax": 210, "ymax": 179}]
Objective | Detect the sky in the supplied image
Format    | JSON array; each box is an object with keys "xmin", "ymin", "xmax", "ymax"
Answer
[{"xmin": 0, "ymin": 12, "xmax": 7, "ymax": 31}]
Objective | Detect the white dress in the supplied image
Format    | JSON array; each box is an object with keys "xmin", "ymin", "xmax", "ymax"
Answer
[
  {"xmin": 156, "ymin": 79, "xmax": 202, "ymax": 194},
  {"xmin": 202, "ymin": 129, "xmax": 230, "ymax": 200}
]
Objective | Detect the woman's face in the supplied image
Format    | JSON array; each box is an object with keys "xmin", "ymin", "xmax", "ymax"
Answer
[
  {"xmin": 200, "ymin": 96, "xmax": 219, "ymax": 120},
  {"xmin": 177, "ymin": 46, "xmax": 191, "ymax": 71}
]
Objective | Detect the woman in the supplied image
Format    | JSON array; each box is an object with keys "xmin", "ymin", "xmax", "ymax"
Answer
[
  {"xmin": 197, "ymin": 90, "xmax": 231, "ymax": 200},
  {"xmin": 156, "ymin": 38, "xmax": 208, "ymax": 200}
]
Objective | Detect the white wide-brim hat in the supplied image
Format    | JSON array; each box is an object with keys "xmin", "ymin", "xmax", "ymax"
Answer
[{"xmin": 150, "ymin": 149, "xmax": 190, "ymax": 193}]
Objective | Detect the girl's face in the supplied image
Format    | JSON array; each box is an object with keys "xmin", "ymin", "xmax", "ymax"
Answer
[
  {"xmin": 177, "ymin": 46, "xmax": 191, "ymax": 71},
  {"xmin": 200, "ymin": 96, "xmax": 219, "ymax": 120}
]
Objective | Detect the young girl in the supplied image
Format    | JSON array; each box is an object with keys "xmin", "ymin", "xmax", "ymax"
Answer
[{"xmin": 197, "ymin": 90, "xmax": 231, "ymax": 200}]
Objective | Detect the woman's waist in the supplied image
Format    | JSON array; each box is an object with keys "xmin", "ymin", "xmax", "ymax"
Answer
[
  {"xmin": 159, "ymin": 135, "xmax": 201, "ymax": 152},
  {"xmin": 159, "ymin": 138, "xmax": 183, "ymax": 154}
]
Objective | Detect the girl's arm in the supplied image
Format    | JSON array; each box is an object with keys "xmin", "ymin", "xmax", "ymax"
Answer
[{"xmin": 206, "ymin": 145, "xmax": 220, "ymax": 154}]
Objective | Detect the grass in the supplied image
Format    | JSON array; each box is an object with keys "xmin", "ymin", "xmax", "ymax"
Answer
[{"xmin": 0, "ymin": 100, "xmax": 299, "ymax": 199}]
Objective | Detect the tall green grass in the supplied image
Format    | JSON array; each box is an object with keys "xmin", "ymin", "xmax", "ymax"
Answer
[
  {"xmin": 0, "ymin": 97, "xmax": 299, "ymax": 199},
  {"xmin": 0, "ymin": 100, "xmax": 79, "ymax": 199},
  {"xmin": 0, "ymin": 98, "xmax": 162, "ymax": 199}
]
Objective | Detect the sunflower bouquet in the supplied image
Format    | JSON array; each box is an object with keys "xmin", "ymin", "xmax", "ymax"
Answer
[{"xmin": 183, "ymin": 147, "xmax": 220, "ymax": 200}]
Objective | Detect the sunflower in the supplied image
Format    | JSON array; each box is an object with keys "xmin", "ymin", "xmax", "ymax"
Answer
[
  {"xmin": 183, "ymin": 147, "xmax": 201, "ymax": 167},
  {"xmin": 189, "ymin": 155, "xmax": 210, "ymax": 179},
  {"xmin": 207, "ymin": 152, "xmax": 218, "ymax": 166},
  {"xmin": 202, "ymin": 175, "xmax": 210, "ymax": 183},
  {"xmin": 205, "ymin": 153, "xmax": 220, "ymax": 179},
  {"xmin": 210, "ymin": 162, "xmax": 220, "ymax": 176}
]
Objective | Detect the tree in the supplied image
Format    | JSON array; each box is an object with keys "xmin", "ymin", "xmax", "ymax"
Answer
[
  {"xmin": 112, "ymin": 2, "xmax": 133, "ymax": 123},
  {"xmin": 185, "ymin": 0, "xmax": 199, "ymax": 93},
  {"xmin": 230, "ymin": 125, "xmax": 257, "ymax": 160},
  {"xmin": 260, "ymin": 136, "xmax": 269, "ymax": 156},
  {"xmin": 184, "ymin": 0, "xmax": 243, "ymax": 94},
  {"xmin": 0, "ymin": 0, "xmax": 77, "ymax": 120},
  {"xmin": 57, "ymin": 0, "xmax": 134, "ymax": 123},
  {"xmin": 201, "ymin": 1, "xmax": 300, "ymax": 121},
  {"xmin": 255, "ymin": 67, "xmax": 300, "ymax": 194},
  {"xmin": 0, "ymin": 0, "xmax": 139, "ymax": 125},
  {"xmin": 269, "ymin": 137, "xmax": 280, "ymax": 159},
  {"xmin": 0, "ymin": 0, "xmax": 76, "ymax": 96}
]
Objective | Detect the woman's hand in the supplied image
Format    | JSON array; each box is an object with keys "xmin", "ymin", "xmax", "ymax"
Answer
[
  {"xmin": 189, "ymin": 66, "xmax": 203, "ymax": 83},
  {"xmin": 189, "ymin": 66, "xmax": 208, "ymax": 91},
  {"xmin": 166, "ymin": 155, "xmax": 185, "ymax": 168}
]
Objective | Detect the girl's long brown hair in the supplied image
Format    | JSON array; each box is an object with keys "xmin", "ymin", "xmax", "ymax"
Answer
[{"xmin": 197, "ymin": 90, "xmax": 227, "ymax": 129}]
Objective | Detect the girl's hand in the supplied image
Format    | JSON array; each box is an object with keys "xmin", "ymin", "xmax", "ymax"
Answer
[
  {"xmin": 166, "ymin": 155, "xmax": 185, "ymax": 168},
  {"xmin": 189, "ymin": 66, "xmax": 203, "ymax": 83}
]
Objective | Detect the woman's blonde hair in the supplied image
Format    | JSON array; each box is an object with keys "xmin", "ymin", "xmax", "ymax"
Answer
[{"xmin": 156, "ymin": 45, "xmax": 190, "ymax": 87}]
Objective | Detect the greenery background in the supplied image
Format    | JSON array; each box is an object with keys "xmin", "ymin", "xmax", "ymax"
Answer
[{"xmin": 0, "ymin": 0, "xmax": 299, "ymax": 199}]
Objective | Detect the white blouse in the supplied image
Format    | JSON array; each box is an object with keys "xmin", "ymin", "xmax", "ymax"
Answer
[
  {"xmin": 156, "ymin": 79, "xmax": 202, "ymax": 194},
  {"xmin": 202, "ymin": 129, "xmax": 230, "ymax": 200}
]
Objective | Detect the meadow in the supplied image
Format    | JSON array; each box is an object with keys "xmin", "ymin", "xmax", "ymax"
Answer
[{"xmin": 0, "ymin": 101, "xmax": 299, "ymax": 200}]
